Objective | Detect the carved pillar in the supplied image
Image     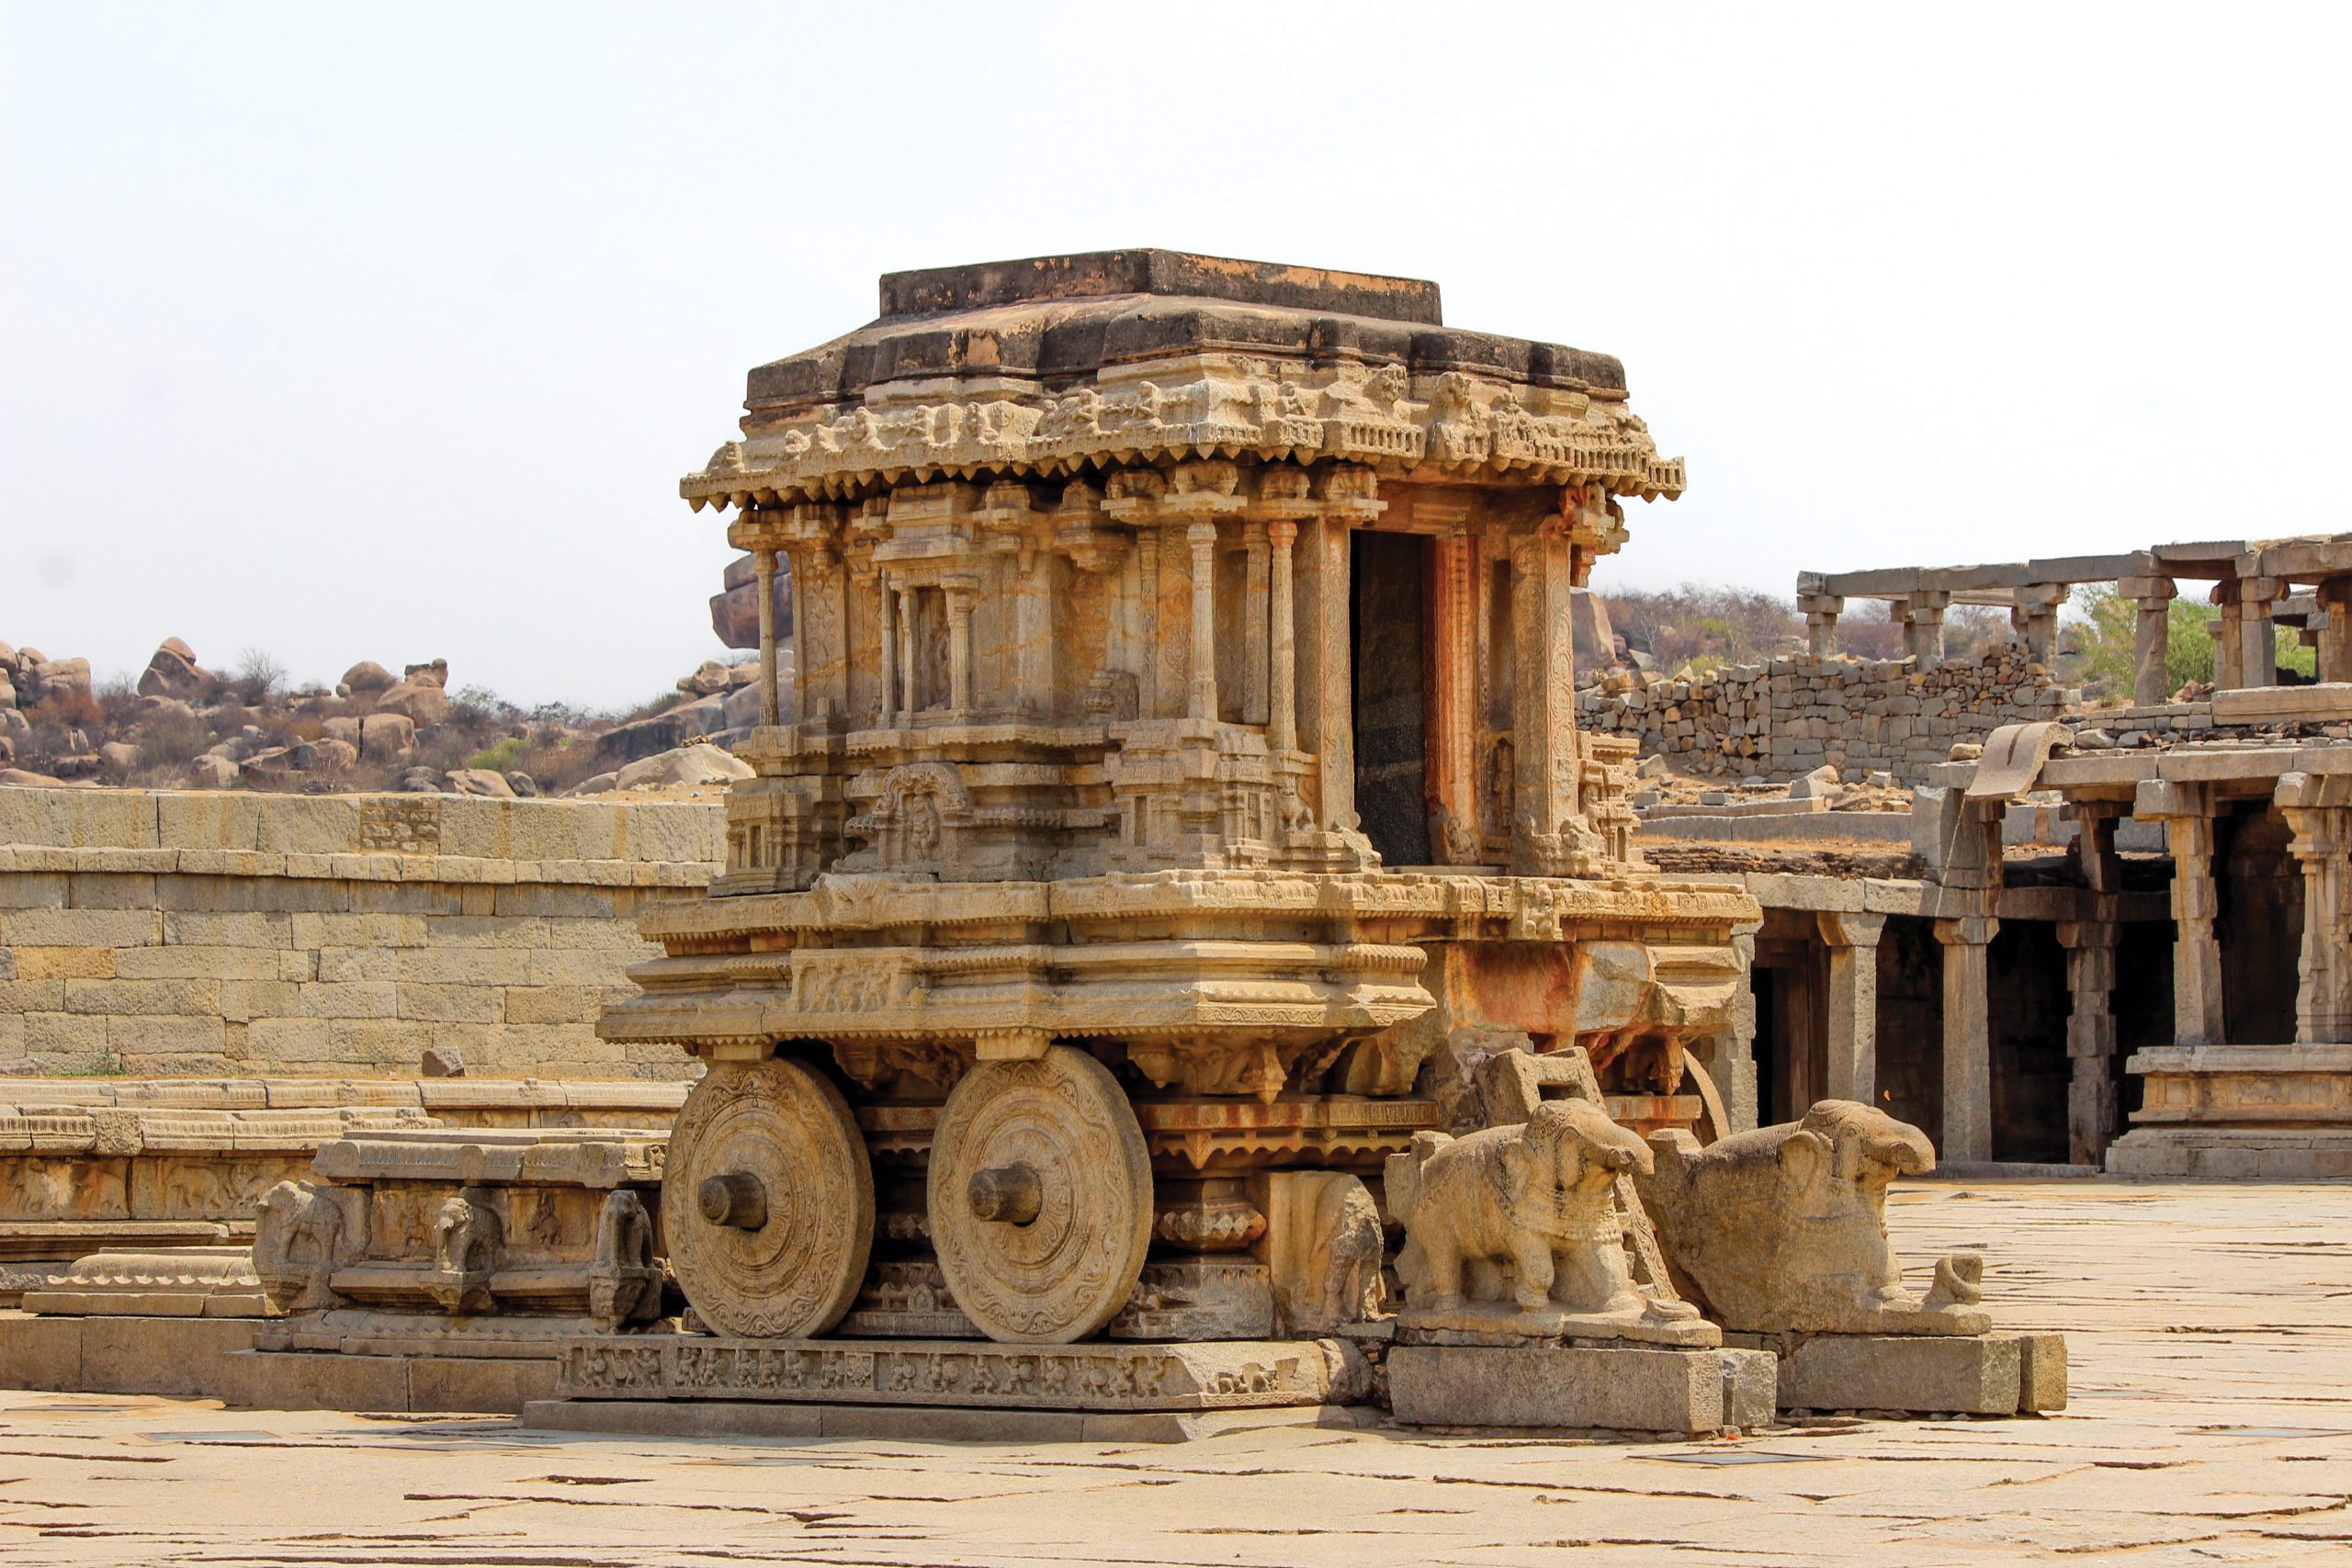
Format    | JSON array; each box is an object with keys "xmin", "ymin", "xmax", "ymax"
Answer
[
  {"xmin": 1294, "ymin": 468, "xmax": 1379, "ymax": 835},
  {"xmin": 2059, "ymin": 800, "xmax": 2126, "ymax": 1165},
  {"xmin": 2317, "ymin": 576, "xmax": 2352, "ymax": 685},
  {"xmin": 1509, "ymin": 513, "xmax": 1578, "ymax": 874},
  {"xmin": 1799, "ymin": 592, "xmax": 1843, "ymax": 659},
  {"xmin": 2120, "ymin": 573, "xmax": 2177, "ymax": 706},
  {"xmin": 876, "ymin": 573, "xmax": 898, "ymax": 727},
  {"xmin": 753, "ymin": 548, "xmax": 781, "ymax": 728},
  {"xmin": 1242, "ymin": 521, "xmax": 1270, "ymax": 728},
  {"xmin": 945, "ymin": 581, "xmax": 975, "ymax": 717},
  {"xmin": 1267, "ymin": 519, "xmax": 1298, "ymax": 752},
  {"xmin": 2140, "ymin": 780, "xmax": 2225, "ymax": 1045},
  {"xmin": 896, "ymin": 586, "xmax": 918, "ymax": 715},
  {"xmin": 1816, "ymin": 911, "xmax": 1886, "ymax": 1103},
  {"xmin": 1136, "ymin": 529, "xmax": 1161, "ymax": 719},
  {"xmin": 2011, "ymin": 583, "xmax": 2065, "ymax": 664},
  {"xmin": 1186, "ymin": 521, "xmax": 1219, "ymax": 724},
  {"xmin": 1013, "ymin": 547, "xmax": 1052, "ymax": 717},
  {"xmin": 1896, "ymin": 591, "xmax": 1951, "ymax": 670},
  {"xmin": 1932, "ymin": 915, "xmax": 1998, "ymax": 1163},
  {"xmin": 1430, "ymin": 529, "xmax": 1479, "ymax": 862},
  {"xmin": 2278, "ymin": 773, "xmax": 2352, "ymax": 1044}
]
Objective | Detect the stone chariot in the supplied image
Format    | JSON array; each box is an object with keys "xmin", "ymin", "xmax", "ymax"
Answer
[{"xmin": 598, "ymin": 251, "xmax": 1756, "ymax": 1349}]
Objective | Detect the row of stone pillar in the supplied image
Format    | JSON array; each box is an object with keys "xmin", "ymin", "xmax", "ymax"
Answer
[{"xmin": 1804, "ymin": 571, "xmax": 2352, "ymax": 698}]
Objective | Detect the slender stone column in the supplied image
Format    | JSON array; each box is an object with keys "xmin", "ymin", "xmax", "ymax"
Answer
[
  {"xmin": 2278, "ymin": 773, "xmax": 2352, "ymax": 1044},
  {"xmin": 1430, "ymin": 531, "xmax": 1479, "ymax": 862},
  {"xmin": 1242, "ymin": 522, "xmax": 1270, "ymax": 728},
  {"xmin": 1266, "ymin": 519, "xmax": 1298, "ymax": 752},
  {"xmin": 1815, "ymin": 911, "xmax": 1886, "ymax": 1103},
  {"xmin": 2212, "ymin": 589, "xmax": 2245, "ymax": 691},
  {"xmin": 753, "ymin": 548, "xmax": 781, "ymax": 728},
  {"xmin": 1186, "ymin": 521, "xmax": 1219, "ymax": 723},
  {"xmin": 945, "ymin": 582, "xmax": 974, "ymax": 717},
  {"xmin": 2120, "ymin": 573, "xmax": 2177, "ymax": 705},
  {"xmin": 1799, "ymin": 592, "xmax": 1843, "ymax": 659},
  {"xmin": 2317, "ymin": 576, "xmax": 2352, "ymax": 685},
  {"xmin": 1933, "ymin": 915, "xmax": 1998, "ymax": 1162},
  {"xmin": 876, "ymin": 572, "xmax": 897, "ymax": 727},
  {"xmin": 896, "ymin": 586, "xmax": 918, "ymax": 714},
  {"xmin": 2059, "ymin": 801, "xmax": 2126, "ymax": 1165},
  {"xmin": 1136, "ymin": 530, "xmax": 1161, "ymax": 718}
]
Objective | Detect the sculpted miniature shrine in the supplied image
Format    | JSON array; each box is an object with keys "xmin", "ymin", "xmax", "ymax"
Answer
[{"xmin": 566, "ymin": 250, "xmax": 2055, "ymax": 1433}]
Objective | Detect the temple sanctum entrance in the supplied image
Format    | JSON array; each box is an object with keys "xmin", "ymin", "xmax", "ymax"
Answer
[{"xmin": 1351, "ymin": 528, "xmax": 1431, "ymax": 866}]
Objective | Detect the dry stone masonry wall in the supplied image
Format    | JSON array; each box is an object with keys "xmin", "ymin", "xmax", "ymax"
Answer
[
  {"xmin": 1577, "ymin": 649, "xmax": 2076, "ymax": 781},
  {"xmin": 0, "ymin": 789, "xmax": 722, "ymax": 1078}
]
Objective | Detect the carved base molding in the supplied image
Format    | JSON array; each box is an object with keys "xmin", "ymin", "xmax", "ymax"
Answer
[{"xmin": 554, "ymin": 1333, "xmax": 1368, "ymax": 1412}]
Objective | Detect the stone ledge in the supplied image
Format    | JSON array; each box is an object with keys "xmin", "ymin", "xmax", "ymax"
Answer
[
  {"xmin": 1745, "ymin": 1331, "xmax": 2065, "ymax": 1416},
  {"xmin": 557, "ymin": 1335, "xmax": 1364, "ymax": 1412},
  {"xmin": 523, "ymin": 1397, "xmax": 1382, "ymax": 1446}
]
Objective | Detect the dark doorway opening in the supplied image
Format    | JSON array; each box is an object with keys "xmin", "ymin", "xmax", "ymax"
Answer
[
  {"xmin": 1351, "ymin": 531, "xmax": 1430, "ymax": 865},
  {"xmin": 1989, "ymin": 920, "xmax": 2070, "ymax": 1163},
  {"xmin": 2218, "ymin": 804, "xmax": 2302, "ymax": 1045}
]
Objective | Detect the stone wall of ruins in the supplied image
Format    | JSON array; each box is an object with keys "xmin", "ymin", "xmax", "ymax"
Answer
[
  {"xmin": 1577, "ymin": 649, "xmax": 2076, "ymax": 781},
  {"xmin": 0, "ymin": 788, "xmax": 722, "ymax": 1078}
]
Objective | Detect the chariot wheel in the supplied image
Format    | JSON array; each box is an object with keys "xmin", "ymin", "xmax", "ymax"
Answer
[
  {"xmin": 664, "ymin": 1055, "xmax": 873, "ymax": 1338},
  {"xmin": 1684, "ymin": 1055, "xmax": 1730, "ymax": 1147},
  {"xmin": 927, "ymin": 1045, "xmax": 1152, "ymax": 1345}
]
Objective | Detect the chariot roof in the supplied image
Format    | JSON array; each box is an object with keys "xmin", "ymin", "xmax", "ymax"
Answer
[{"xmin": 684, "ymin": 249, "xmax": 1684, "ymax": 512}]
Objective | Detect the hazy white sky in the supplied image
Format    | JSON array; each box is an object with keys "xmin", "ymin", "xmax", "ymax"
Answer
[{"xmin": 5, "ymin": 4, "xmax": 2347, "ymax": 706}]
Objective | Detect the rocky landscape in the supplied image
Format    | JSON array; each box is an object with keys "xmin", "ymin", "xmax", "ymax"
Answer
[{"xmin": 0, "ymin": 637, "xmax": 786, "ymax": 798}]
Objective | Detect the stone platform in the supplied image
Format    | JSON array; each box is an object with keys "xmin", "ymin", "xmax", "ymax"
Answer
[
  {"xmin": 2108, "ymin": 1045, "xmax": 2352, "ymax": 1178},
  {"xmin": 523, "ymin": 1396, "xmax": 1381, "ymax": 1446}
]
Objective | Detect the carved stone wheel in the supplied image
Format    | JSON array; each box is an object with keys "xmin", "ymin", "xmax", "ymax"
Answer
[
  {"xmin": 928, "ymin": 1045, "xmax": 1153, "ymax": 1345},
  {"xmin": 1685, "ymin": 1055, "xmax": 1730, "ymax": 1147},
  {"xmin": 664, "ymin": 1055, "xmax": 874, "ymax": 1338}
]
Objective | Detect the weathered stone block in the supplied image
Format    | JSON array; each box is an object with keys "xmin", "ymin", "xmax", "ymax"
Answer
[
  {"xmin": 1774, "ymin": 1332, "xmax": 2024, "ymax": 1416},
  {"xmin": 1386, "ymin": 1345, "xmax": 1750, "ymax": 1434}
]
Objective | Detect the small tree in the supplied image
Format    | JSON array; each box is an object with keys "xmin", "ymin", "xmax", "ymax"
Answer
[
  {"xmin": 2067, "ymin": 585, "xmax": 2218, "ymax": 700},
  {"xmin": 231, "ymin": 648, "xmax": 286, "ymax": 705}
]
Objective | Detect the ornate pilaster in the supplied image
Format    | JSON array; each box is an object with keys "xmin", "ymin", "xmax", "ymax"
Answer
[
  {"xmin": 2138, "ymin": 779, "xmax": 2225, "ymax": 1045},
  {"xmin": 2059, "ymin": 800, "xmax": 2127, "ymax": 1166},
  {"xmin": 1267, "ymin": 519, "xmax": 1299, "ymax": 753},
  {"xmin": 753, "ymin": 548, "xmax": 781, "ymax": 728},
  {"xmin": 1508, "ymin": 502, "xmax": 1583, "ymax": 875},
  {"xmin": 945, "ymin": 579, "xmax": 976, "ymax": 718},
  {"xmin": 1185, "ymin": 521, "xmax": 1219, "ymax": 724}
]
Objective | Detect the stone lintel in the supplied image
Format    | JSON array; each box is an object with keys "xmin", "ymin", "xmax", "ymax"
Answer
[{"xmin": 879, "ymin": 250, "xmax": 1445, "ymax": 324}]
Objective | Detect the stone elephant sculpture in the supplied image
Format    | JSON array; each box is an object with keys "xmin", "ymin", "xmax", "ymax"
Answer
[
  {"xmin": 1636, "ymin": 1100, "xmax": 1989, "ymax": 1336},
  {"xmin": 1387, "ymin": 1098, "xmax": 1706, "ymax": 1340}
]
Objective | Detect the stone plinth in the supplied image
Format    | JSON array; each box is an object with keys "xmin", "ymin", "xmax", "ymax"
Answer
[
  {"xmin": 552, "ymin": 1334, "xmax": 1366, "ymax": 1413},
  {"xmin": 257, "ymin": 1126, "xmax": 670, "ymax": 1340},
  {"xmin": 0, "ymin": 1102, "xmax": 432, "ymax": 1303},
  {"xmin": 2108, "ymin": 1044, "xmax": 2352, "ymax": 1178},
  {"xmin": 1386, "ymin": 1344, "xmax": 1776, "ymax": 1435}
]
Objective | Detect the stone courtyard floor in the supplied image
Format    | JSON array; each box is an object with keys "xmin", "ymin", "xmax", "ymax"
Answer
[{"xmin": 0, "ymin": 1179, "xmax": 2346, "ymax": 1566}]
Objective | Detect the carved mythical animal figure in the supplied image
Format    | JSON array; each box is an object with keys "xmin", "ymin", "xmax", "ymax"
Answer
[
  {"xmin": 1387, "ymin": 1099, "xmax": 1703, "ymax": 1337},
  {"xmin": 588, "ymin": 1190, "xmax": 663, "ymax": 1329},
  {"xmin": 1636, "ymin": 1100, "xmax": 1990, "ymax": 1336},
  {"xmin": 252, "ymin": 1179, "xmax": 347, "ymax": 1314},
  {"xmin": 427, "ymin": 1188, "xmax": 503, "ymax": 1315}
]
